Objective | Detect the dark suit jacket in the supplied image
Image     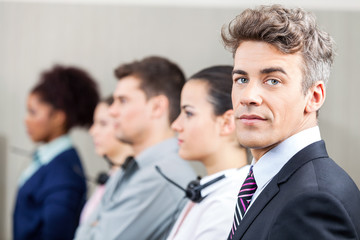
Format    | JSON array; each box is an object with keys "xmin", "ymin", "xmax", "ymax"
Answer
[
  {"xmin": 13, "ymin": 148, "xmax": 87, "ymax": 240},
  {"xmin": 231, "ymin": 140, "xmax": 360, "ymax": 240}
]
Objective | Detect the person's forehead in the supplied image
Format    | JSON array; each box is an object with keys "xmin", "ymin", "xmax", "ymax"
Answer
[
  {"xmin": 181, "ymin": 81, "xmax": 216, "ymax": 116},
  {"xmin": 235, "ymin": 41, "xmax": 283, "ymax": 59},
  {"xmin": 95, "ymin": 103, "xmax": 109, "ymax": 115},
  {"xmin": 182, "ymin": 81, "xmax": 208, "ymax": 103},
  {"xmin": 117, "ymin": 75, "xmax": 141, "ymax": 88},
  {"xmin": 234, "ymin": 41, "xmax": 303, "ymax": 71},
  {"xmin": 114, "ymin": 76, "xmax": 143, "ymax": 95},
  {"xmin": 28, "ymin": 93, "xmax": 52, "ymax": 109}
]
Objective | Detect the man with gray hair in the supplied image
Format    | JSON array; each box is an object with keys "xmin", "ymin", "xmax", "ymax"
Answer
[{"xmin": 222, "ymin": 5, "xmax": 360, "ymax": 240}]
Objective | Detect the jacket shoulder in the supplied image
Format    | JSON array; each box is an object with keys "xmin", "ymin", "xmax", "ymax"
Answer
[{"xmin": 269, "ymin": 190, "xmax": 359, "ymax": 240}]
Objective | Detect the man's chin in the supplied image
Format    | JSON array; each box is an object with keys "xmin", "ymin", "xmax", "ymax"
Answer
[{"xmin": 239, "ymin": 140, "xmax": 273, "ymax": 149}]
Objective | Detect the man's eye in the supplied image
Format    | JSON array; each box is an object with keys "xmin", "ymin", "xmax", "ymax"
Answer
[
  {"xmin": 235, "ymin": 78, "xmax": 249, "ymax": 84},
  {"xmin": 266, "ymin": 79, "xmax": 280, "ymax": 85}
]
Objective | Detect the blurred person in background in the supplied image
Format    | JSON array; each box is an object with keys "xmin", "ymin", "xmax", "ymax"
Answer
[
  {"xmin": 79, "ymin": 96, "xmax": 133, "ymax": 224},
  {"xmin": 74, "ymin": 56, "xmax": 196, "ymax": 240},
  {"xmin": 13, "ymin": 65, "xmax": 99, "ymax": 240},
  {"xmin": 167, "ymin": 66, "xmax": 249, "ymax": 240}
]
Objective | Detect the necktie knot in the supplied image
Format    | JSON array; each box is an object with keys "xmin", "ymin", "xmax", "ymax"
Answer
[{"xmin": 249, "ymin": 168, "xmax": 254, "ymax": 177}]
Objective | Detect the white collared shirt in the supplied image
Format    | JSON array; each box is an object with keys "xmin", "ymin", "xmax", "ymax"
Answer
[
  {"xmin": 167, "ymin": 165, "xmax": 250, "ymax": 240},
  {"xmin": 248, "ymin": 126, "xmax": 322, "ymax": 210}
]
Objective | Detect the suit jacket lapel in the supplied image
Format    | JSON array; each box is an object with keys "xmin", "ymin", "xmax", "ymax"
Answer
[
  {"xmin": 276, "ymin": 140, "xmax": 328, "ymax": 184},
  {"xmin": 233, "ymin": 140, "xmax": 329, "ymax": 239}
]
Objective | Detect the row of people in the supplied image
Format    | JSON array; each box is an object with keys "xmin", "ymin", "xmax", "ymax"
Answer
[
  {"xmin": 14, "ymin": 4, "xmax": 360, "ymax": 240},
  {"xmin": 15, "ymin": 57, "xmax": 248, "ymax": 240}
]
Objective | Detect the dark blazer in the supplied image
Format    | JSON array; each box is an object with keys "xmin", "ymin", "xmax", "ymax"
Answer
[
  {"xmin": 230, "ymin": 140, "xmax": 360, "ymax": 240},
  {"xmin": 13, "ymin": 148, "xmax": 87, "ymax": 240}
]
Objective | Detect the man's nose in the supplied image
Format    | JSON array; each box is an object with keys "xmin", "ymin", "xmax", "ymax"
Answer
[
  {"xmin": 239, "ymin": 82, "xmax": 262, "ymax": 106},
  {"xmin": 109, "ymin": 102, "xmax": 118, "ymax": 117}
]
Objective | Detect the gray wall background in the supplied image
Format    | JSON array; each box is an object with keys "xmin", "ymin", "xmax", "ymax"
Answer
[{"xmin": 0, "ymin": 2, "xmax": 359, "ymax": 239}]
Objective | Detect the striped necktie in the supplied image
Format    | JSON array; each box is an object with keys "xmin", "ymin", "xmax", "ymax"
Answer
[{"xmin": 228, "ymin": 166, "xmax": 257, "ymax": 239}]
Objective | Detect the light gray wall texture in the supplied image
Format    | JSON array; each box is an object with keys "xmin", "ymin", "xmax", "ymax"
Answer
[{"xmin": 1, "ymin": 2, "xmax": 359, "ymax": 239}]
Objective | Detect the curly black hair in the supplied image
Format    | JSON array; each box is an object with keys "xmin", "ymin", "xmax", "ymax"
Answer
[{"xmin": 31, "ymin": 64, "xmax": 100, "ymax": 131}]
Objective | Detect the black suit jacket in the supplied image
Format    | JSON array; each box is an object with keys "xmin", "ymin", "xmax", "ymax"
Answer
[{"xmin": 230, "ymin": 140, "xmax": 360, "ymax": 240}]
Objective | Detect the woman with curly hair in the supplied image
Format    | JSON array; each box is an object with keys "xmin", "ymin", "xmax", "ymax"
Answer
[{"xmin": 13, "ymin": 65, "xmax": 100, "ymax": 240}]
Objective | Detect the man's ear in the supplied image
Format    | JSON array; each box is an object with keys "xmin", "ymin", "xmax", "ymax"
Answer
[
  {"xmin": 218, "ymin": 109, "xmax": 236, "ymax": 136},
  {"xmin": 150, "ymin": 95, "xmax": 169, "ymax": 118},
  {"xmin": 305, "ymin": 81, "xmax": 326, "ymax": 113}
]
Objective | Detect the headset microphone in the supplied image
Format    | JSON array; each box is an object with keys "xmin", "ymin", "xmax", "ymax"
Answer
[
  {"xmin": 72, "ymin": 165, "xmax": 108, "ymax": 185},
  {"xmin": 155, "ymin": 166, "xmax": 188, "ymax": 192},
  {"xmin": 96, "ymin": 172, "xmax": 110, "ymax": 185},
  {"xmin": 155, "ymin": 165, "xmax": 226, "ymax": 203},
  {"xmin": 94, "ymin": 156, "xmax": 134, "ymax": 185}
]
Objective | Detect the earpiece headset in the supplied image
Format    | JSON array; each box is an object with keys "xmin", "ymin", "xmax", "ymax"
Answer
[
  {"xmin": 74, "ymin": 156, "xmax": 135, "ymax": 185},
  {"xmin": 95, "ymin": 172, "xmax": 110, "ymax": 185},
  {"xmin": 155, "ymin": 165, "xmax": 226, "ymax": 203},
  {"xmin": 94, "ymin": 155, "xmax": 116, "ymax": 185},
  {"xmin": 96, "ymin": 155, "xmax": 135, "ymax": 184}
]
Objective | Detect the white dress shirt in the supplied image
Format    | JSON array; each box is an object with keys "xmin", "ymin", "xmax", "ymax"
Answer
[
  {"xmin": 248, "ymin": 126, "xmax": 322, "ymax": 211},
  {"xmin": 167, "ymin": 165, "xmax": 250, "ymax": 240}
]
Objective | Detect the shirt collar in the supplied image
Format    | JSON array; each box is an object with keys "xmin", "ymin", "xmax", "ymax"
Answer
[
  {"xmin": 200, "ymin": 165, "xmax": 250, "ymax": 197},
  {"xmin": 135, "ymin": 138, "xmax": 178, "ymax": 168},
  {"xmin": 37, "ymin": 134, "xmax": 73, "ymax": 165},
  {"xmin": 252, "ymin": 126, "xmax": 321, "ymax": 191}
]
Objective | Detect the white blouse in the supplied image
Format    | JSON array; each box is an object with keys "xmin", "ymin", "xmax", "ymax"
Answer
[{"xmin": 167, "ymin": 165, "xmax": 250, "ymax": 240}]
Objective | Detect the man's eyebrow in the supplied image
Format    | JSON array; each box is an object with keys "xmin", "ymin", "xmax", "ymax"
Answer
[
  {"xmin": 260, "ymin": 67, "xmax": 287, "ymax": 75},
  {"xmin": 232, "ymin": 68, "xmax": 288, "ymax": 76},
  {"xmin": 232, "ymin": 69, "xmax": 248, "ymax": 75}
]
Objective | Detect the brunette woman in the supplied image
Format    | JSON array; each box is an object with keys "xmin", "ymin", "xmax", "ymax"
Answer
[{"xmin": 167, "ymin": 66, "xmax": 250, "ymax": 240}]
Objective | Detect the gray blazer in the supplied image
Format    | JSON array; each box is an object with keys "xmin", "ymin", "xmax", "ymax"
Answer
[{"xmin": 74, "ymin": 138, "xmax": 196, "ymax": 240}]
